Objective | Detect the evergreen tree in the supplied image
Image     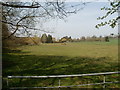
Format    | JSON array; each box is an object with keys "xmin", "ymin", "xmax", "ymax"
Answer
[
  {"xmin": 47, "ymin": 34, "xmax": 53, "ymax": 43},
  {"xmin": 41, "ymin": 34, "xmax": 48, "ymax": 43}
]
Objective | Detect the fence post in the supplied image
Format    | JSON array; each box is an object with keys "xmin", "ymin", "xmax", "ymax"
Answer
[
  {"xmin": 103, "ymin": 75, "xmax": 106, "ymax": 88},
  {"xmin": 7, "ymin": 78, "xmax": 9, "ymax": 89},
  {"xmin": 58, "ymin": 78, "xmax": 61, "ymax": 88}
]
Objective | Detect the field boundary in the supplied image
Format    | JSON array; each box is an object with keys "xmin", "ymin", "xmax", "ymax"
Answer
[{"xmin": 7, "ymin": 71, "xmax": 120, "ymax": 89}]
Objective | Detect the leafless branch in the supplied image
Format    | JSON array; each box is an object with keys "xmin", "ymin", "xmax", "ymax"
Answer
[
  {"xmin": 2, "ymin": 1, "xmax": 89, "ymax": 39},
  {"xmin": 0, "ymin": 2, "xmax": 41, "ymax": 8}
]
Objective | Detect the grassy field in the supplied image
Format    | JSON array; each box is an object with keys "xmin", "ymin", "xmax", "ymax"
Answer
[{"xmin": 3, "ymin": 38, "xmax": 119, "ymax": 88}]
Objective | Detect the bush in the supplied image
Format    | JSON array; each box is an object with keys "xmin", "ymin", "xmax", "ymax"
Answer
[{"xmin": 105, "ymin": 36, "xmax": 109, "ymax": 42}]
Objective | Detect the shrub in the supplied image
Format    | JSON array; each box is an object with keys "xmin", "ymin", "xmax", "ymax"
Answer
[{"xmin": 105, "ymin": 36, "xmax": 109, "ymax": 42}]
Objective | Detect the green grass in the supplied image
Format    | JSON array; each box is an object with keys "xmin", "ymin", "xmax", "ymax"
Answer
[{"xmin": 3, "ymin": 38, "xmax": 119, "ymax": 88}]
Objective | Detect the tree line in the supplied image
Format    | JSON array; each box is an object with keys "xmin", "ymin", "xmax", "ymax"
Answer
[{"xmin": 40, "ymin": 33, "xmax": 120, "ymax": 44}]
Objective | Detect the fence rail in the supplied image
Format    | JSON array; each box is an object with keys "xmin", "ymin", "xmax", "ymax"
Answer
[{"xmin": 7, "ymin": 71, "xmax": 120, "ymax": 89}]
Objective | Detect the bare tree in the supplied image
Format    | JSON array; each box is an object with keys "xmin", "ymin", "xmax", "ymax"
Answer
[{"xmin": 1, "ymin": 1, "xmax": 87, "ymax": 39}]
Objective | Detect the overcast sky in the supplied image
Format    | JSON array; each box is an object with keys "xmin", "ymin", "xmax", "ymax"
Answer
[{"xmin": 38, "ymin": 2, "xmax": 118, "ymax": 39}]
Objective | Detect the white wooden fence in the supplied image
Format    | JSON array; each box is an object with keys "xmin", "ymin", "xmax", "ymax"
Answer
[{"xmin": 7, "ymin": 71, "xmax": 120, "ymax": 89}]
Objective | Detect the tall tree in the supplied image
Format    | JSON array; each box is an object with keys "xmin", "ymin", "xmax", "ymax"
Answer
[
  {"xmin": 41, "ymin": 34, "xmax": 48, "ymax": 43},
  {"xmin": 47, "ymin": 34, "xmax": 53, "ymax": 43}
]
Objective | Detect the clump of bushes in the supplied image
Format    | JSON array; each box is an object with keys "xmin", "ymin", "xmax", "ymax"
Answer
[{"xmin": 41, "ymin": 34, "xmax": 53, "ymax": 43}]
